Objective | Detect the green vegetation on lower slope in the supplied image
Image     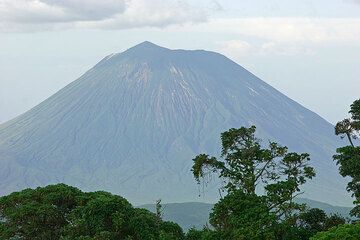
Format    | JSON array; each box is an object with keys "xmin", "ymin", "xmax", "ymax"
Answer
[
  {"xmin": 310, "ymin": 222, "xmax": 360, "ymax": 240},
  {"xmin": 140, "ymin": 202, "xmax": 213, "ymax": 231},
  {"xmin": 140, "ymin": 199, "xmax": 352, "ymax": 231},
  {"xmin": 0, "ymin": 184, "xmax": 347, "ymax": 240},
  {"xmin": 0, "ymin": 184, "xmax": 184, "ymax": 240}
]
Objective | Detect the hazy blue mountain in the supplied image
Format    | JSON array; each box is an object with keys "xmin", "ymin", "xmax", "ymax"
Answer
[
  {"xmin": 294, "ymin": 198, "xmax": 353, "ymax": 219},
  {"xmin": 140, "ymin": 198, "xmax": 352, "ymax": 231},
  {"xmin": 0, "ymin": 41, "xmax": 351, "ymax": 205}
]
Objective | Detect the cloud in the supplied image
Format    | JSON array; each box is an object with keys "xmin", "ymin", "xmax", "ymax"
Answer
[
  {"xmin": 0, "ymin": 0, "xmax": 126, "ymax": 23},
  {"xmin": 172, "ymin": 17, "xmax": 360, "ymax": 45},
  {"xmin": 43, "ymin": 0, "xmax": 127, "ymax": 20},
  {"xmin": 259, "ymin": 42, "xmax": 316, "ymax": 56},
  {"xmin": 347, "ymin": 0, "xmax": 360, "ymax": 4},
  {"xmin": 209, "ymin": 0, "xmax": 224, "ymax": 12},
  {"xmin": 166, "ymin": 17, "xmax": 360, "ymax": 58},
  {"xmin": 211, "ymin": 18, "xmax": 360, "ymax": 44},
  {"xmin": 219, "ymin": 40, "xmax": 252, "ymax": 57},
  {"xmin": 218, "ymin": 40, "xmax": 316, "ymax": 59},
  {"xmin": 0, "ymin": 0, "xmax": 207, "ymax": 32},
  {"xmin": 77, "ymin": 0, "xmax": 207, "ymax": 29}
]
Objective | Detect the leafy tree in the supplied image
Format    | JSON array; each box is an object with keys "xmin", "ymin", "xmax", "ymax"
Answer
[
  {"xmin": 160, "ymin": 221, "xmax": 185, "ymax": 240},
  {"xmin": 300, "ymin": 208, "xmax": 328, "ymax": 233},
  {"xmin": 185, "ymin": 228, "xmax": 205, "ymax": 240},
  {"xmin": 0, "ymin": 184, "xmax": 84, "ymax": 239},
  {"xmin": 323, "ymin": 214, "xmax": 347, "ymax": 230},
  {"xmin": 296, "ymin": 208, "xmax": 346, "ymax": 238},
  {"xmin": 127, "ymin": 208, "xmax": 161, "ymax": 240},
  {"xmin": 335, "ymin": 99, "xmax": 360, "ymax": 146},
  {"xmin": 63, "ymin": 191, "xmax": 133, "ymax": 239},
  {"xmin": 0, "ymin": 184, "xmax": 184, "ymax": 240},
  {"xmin": 334, "ymin": 99, "xmax": 360, "ymax": 217},
  {"xmin": 310, "ymin": 222, "xmax": 360, "ymax": 240},
  {"xmin": 209, "ymin": 190, "xmax": 277, "ymax": 240},
  {"xmin": 190, "ymin": 125, "xmax": 350, "ymax": 239},
  {"xmin": 192, "ymin": 126, "xmax": 315, "ymax": 220},
  {"xmin": 185, "ymin": 228, "xmax": 225, "ymax": 240}
]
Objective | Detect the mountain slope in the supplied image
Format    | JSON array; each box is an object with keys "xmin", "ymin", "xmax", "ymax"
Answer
[{"xmin": 0, "ymin": 41, "xmax": 350, "ymax": 205}]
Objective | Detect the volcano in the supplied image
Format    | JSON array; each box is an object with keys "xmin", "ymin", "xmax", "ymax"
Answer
[{"xmin": 0, "ymin": 42, "xmax": 350, "ymax": 205}]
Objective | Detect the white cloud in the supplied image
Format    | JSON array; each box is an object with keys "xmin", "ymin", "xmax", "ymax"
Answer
[
  {"xmin": 0, "ymin": 0, "xmax": 126, "ymax": 23},
  {"xmin": 219, "ymin": 40, "xmax": 252, "ymax": 58},
  {"xmin": 203, "ymin": 17, "xmax": 360, "ymax": 58},
  {"xmin": 77, "ymin": 0, "xmax": 207, "ymax": 29},
  {"xmin": 177, "ymin": 17, "xmax": 360, "ymax": 45},
  {"xmin": 0, "ymin": 0, "xmax": 207, "ymax": 32},
  {"xmin": 43, "ymin": 0, "xmax": 127, "ymax": 20},
  {"xmin": 209, "ymin": 0, "xmax": 223, "ymax": 12},
  {"xmin": 259, "ymin": 42, "xmax": 316, "ymax": 56},
  {"xmin": 218, "ymin": 40, "xmax": 316, "ymax": 59},
  {"xmin": 347, "ymin": 0, "xmax": 360, "ymax": 4}
]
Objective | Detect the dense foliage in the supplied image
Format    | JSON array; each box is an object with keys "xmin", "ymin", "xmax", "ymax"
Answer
[
  {"xmin": 208, "ymin": 190, "xmax": 277, "ymax": 239},
  {"xmin": 191, "ymin": 126, "xmax": 344, "ymax": 239},
  {"xmin": 310, "ymin": 222, "xmax": 360, "ymax": 240},
  {"xmin": 334, "ymin": 99, "xmax": 360, "ymax": 217},
  {"xmin": 184, "ymin": 205, "xmax": 345, "ymax": 240},
  {"xmin": 192, "ymin": 126, "xmax": 315, "ymax": 217},
  {"xmin": 0, "ymin": 184, "xmax": 184, "ymax": 240}
]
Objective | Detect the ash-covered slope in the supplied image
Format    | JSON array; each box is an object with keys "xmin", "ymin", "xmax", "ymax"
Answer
[{"xmin": 0, "ymin": 42, "xmax": 350, "ymax": 205}]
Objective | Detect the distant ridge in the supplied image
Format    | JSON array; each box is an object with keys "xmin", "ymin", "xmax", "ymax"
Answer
[
  {"xmin": 140, "ymin": 198, "xmax": 353, "ymax": 231},
  {"xmin": 0, "ymin": 41, "xmax": 350, "ymax": 206}
]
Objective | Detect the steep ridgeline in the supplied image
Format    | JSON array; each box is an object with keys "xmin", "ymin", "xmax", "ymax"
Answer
[{"xmin": 0, "ymin": 42, "xmax": 351, "ymax": 205}]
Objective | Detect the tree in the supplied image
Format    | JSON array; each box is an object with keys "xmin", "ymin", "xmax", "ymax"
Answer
[
  {"xmin": 300, "ymin": 208, "xmax": 328, "ymax": 233},
  {"xmin": 185, "ymin": 227, "xmax": 228, "ymax": 240},
  {"xmin": 156, "ymin": 199, "xmax": 163, "ymax": 223},
  {"xmin": 191, "ymin": 126, "xmax": 317, "ymax": 239},
  {"xmin": 185, "ymin": 228, "xmax": 206, "ymax": 240},
  {"xmin": 0, "ymin": 184, "xmax": 84, "ymax": 239},
  {"xmin": 63, "ymin": 191, "xmax": 133, "ymax": 239},
  {"xmin": 323, "ymin": 214, "xmax": 347, "ymax": 230},
  {"xmin": 0, "ymin": 184, "xmax": 184, "ymax": 240},
  {"xmin": 334, "ymin": 99, "xmax": 360, "ymax": 217},
  {"xmin": 297, "ymin": 208, "xmax": 345, "ymax": 238},
  {"xmin": 160, "ymin": 221, "xmax": 185, "ymax": 240},
  {"xmin": 209, "ymin": 190, "xmax": 277, "ymax": 240},
  {"xmin": 335, "ymin": 99, "xmax": 360, "ymax": 145},
  {"xmin": 310, "ymin": 222, "xmax": 360, "ymax": 240},
  {"xmin": 192, "ymin": 126, "xmax": 315, "ymax": 220}
]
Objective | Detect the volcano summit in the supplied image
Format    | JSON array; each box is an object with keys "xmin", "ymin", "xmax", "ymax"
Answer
[{"xmin": 0, "ymin": 42, "xmax": 350, "ymax": 205}]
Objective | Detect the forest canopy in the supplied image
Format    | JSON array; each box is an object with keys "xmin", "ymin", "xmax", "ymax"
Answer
[{"xmin": 0, "ymin": 184, "xmax": 184, "ymax": 240}]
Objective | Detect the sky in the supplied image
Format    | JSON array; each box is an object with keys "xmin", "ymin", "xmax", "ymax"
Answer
[{"xmin": 0, "ymin": 0, "xmax": 359, "ymax": 124}]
